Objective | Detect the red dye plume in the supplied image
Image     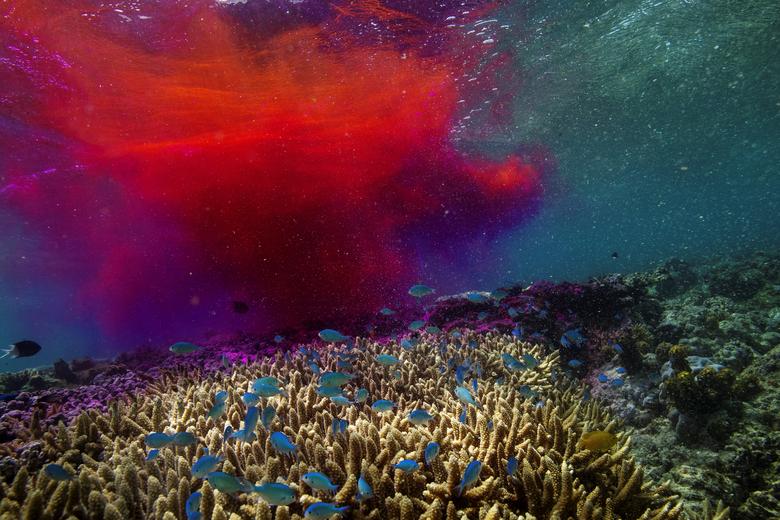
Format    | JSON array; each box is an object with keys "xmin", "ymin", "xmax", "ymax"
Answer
[{"xmin": 0, "ymin": 1, "xmax": 549, "ymax": 343}]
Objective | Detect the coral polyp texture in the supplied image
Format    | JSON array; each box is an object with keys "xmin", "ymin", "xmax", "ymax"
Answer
[{"xmin": 0, "ymin": 333, "xmax": 704, "ymax": 520}]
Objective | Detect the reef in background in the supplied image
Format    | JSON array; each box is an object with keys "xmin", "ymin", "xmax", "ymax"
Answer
[{"xmin": 1, "ymin": 251, "xmax": 778, "ymax": 519}]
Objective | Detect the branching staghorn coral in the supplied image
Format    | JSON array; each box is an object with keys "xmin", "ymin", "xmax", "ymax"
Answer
[{"xmin": 0, "ymin": 332, "xmax": 719, "ymax": 519}]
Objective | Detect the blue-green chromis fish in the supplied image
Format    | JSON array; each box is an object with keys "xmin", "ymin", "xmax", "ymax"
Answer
[
  {"xmin": 261, "ymin": 405, "xmax": 276, "ymax": 429},
  {"xmin": 172, "ymin": 431, "xmax": 198, "ymax": 447},
  {"xmin": 208, "ymin": 401, "xmax": 226, "ymax": 420},
  {"xmin": 454, "ymin": 386, "xmax": 480, "ymax": 408},
  {"xmin": 408, "ymin": 284, "xmax": 434, "ymax": 298},
  {"xmin": 456, "ymin": 460, "xmax": 482, "ymax": 496},
  {"xmin": 316, "ymin": 385, "xmax": 343, "ymax": 398},
  {"xmin": 270, "ymin": 431, "xmax": 297, "ymax": 457},
  {"xmin": 302, "ymin": 472, "xmax": 339, "ymax": 493},
  {"xmin": 319, "ymin": 372, "xmax": 353, "ymax": 387},
  {"xmin": 357, "ymin": 475, "xmax": 372, "ymax": 501},
  {"xmin": 304, "ymin": 502, "xmax": 349, "ymax": 519},
  {"xmin": 354, "ymin": 388, "xmax": 369, "ymax": 403},
  {"xmin": 214, "ymin": 390, "xmax": 228, "ymax": 403},
  {"xmin": 185, "ymin": 491, "xmax": 202, "ymax": 520},
  {"xmin": 254, "ymin": 482, "xmax": 296, "ymax": 506},
  {"xmin": 330, "ymin": 396, "xmax": 352, "ymax": 406},
  {"xmin": 205, "ymin": 472, "xmax": 250, "ymax": 494},
  {"xmin": 424, "ymin": 442, "xmax": 440, "ymax": 466},
  {"xmin": 408, "ymin": 320, "xmax": 425, "ymax": 331},
  {"xmin": 242, "ymin": 392, "xmax": 260, "ymax": 407},
  {"xmin": 145, "ymin": 432, "xmax": 173, "ymax": 448},
  {"xmin": 169, "ymin": 341, "xmax": 201, "ymax": 354},
  {"xmin": 393, "ymin": 459, "xmax": 419, "ymax": 473},
  {"xmin": 44, "ymin": 463, "xmax": 74, "ymax": 481},
  {"xmin": 145, "ymin": 449, "xmax": 160, "ymax": 461},
  {"xmin": 318, "ymin": 329, "xmax": 349, "ymax": 343},
  {"xmin": 191, "ymin": 454, "xmax": 223, "ymax": 479},
  {"xmin": 371, "ymin": 399, "xmax": 394, "ymax": 412},
  {"xmin": 375, "ymin": 354, "xmax": 400, "ymax": 366},
  {"xmin": 407, "ymin": 409, "xmax": 434, "ymax": 426}
]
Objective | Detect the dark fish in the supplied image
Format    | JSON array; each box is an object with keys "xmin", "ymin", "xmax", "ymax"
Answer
[
  {"xmin": 1, "ymin": 340, "xmax": 42, "ymax": 359},
  {"xmin": 611, "ymin": 252, "xmax": 619, "ymax": 259},
  {"xmin": 232, "ymin": 301, "xmax": 249, "ymax": 314}
]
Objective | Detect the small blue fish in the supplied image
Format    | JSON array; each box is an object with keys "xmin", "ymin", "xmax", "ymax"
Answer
[
  {"xmin": 424, "ymin": 442, "xmax": 440, "ymax": 466},
  {"xmin": 477, "ymin": 311, "xmax": 489, "ymax": 321},
  {"xmin": 308, "ymin": 362, "xmax": 321, "ymax": 375},
  {"xmin": 172, "ymin": 431, "xmax": 198, "ymax": 447},
  {"xmin": 518, "ymin": 385, "xmax": 537, "ymax": 399},
  {"xmin": 145, "ymin": 449, "xmax": 160, "ymax": 461},
  {"xmin": 408, "ymin": 320, "xmax": 425, "ymax": 331},
  {"xmin": 491, "ymin": 288, "xmax": 508, "ymax": 300},
  {"xmin": 255, "ymin": 376, "xmax": 283, "ymax": 387},
  {"xmin": 455, "ymin": 365, "xmax": 468, "ymax": 385},
  {"xmin": 502, "ymin": 353, "xmax": 525, "ymax": 371},
  {"xmin": 612, "ymin": 342, "xmax": 624, "ymax": 354},
  {"xmin": 466, "ymin": 292, "xmax": 488, "ymax": 304},
  {"xmin": 455, "ymin": 386, "xmax": 480, "ymax": 408},
  {"xmin": 336, "ymin": 359, "xmax": 352, "ymax": 372},
  {"xmin": 192, "ymin": 454, "xmax": 223, "ymax": 479},
  {"xmin": 169, "ymin": 341, "xmax": 201, "ymax": 354},
  {"xmin": 459, "ymin": 406, "xmax": 467, "ymax": 424},
  {"xmin": 261, "ymin": 405, "xmax": 276, "ymax": 429},
  {"xmin": 400, "ymin": 339, "xmax": 413, "ymax": 350},
  {"xmin": 145, "ymin": 432, "xmax": 173, "ymax": 448},
  {"xmin": 242, "ymin": 392, "xmax": 260, "ymax": 407},
  {"xmin": 206, "ymin": 472, "xmax": 250, "ymax": 494},
  {"xmin": 302, "ymin": 472, "xmax": 339, "ymax": 493},
  {"xmin": 561, "ymin": 329, "xmax": 586, "ymax": 349},
  {"xmin": 597, "ymin": 373, "xmax": 609, "ymax": 383},
  {"xmin": 611, "ymin": 378, "xmax": 624, "ymax": 388},
  {"xmin": 456, "ymin": 460, "xmax": 482, "ymax": 496},
  {"xmin": 252, "ymin": 382, "xmax": 288, "ymax": 398},
  {"xmin": 316, "ymin": 385, "xmax": 343, "ymax": 398},
  {"xmin": 376, "ymin": 354, "xmax": 400, "ymax": 366},
  {"xmin": 274, "ymin": 335, "xmax": 284, "ymax": 343},
  {"xmin": 425, "ymin": 326, "xmax": 441, "ymax": 334},
  {"xmin": 270, "ymin": 431, "xmax": 297, "ymax": 458},
  {"xmin": 512, "ymin": 326, "xmax": 523, "ymax": 338},
  {"xmin": 582, "ymin": 387, "xmax": 592, "ymax": 402},
  {"xmin": 357, "ymin": 475, "xmax": 372, "ymax": 501},
  {"xmin": 221, "ymin": 355, "xmax": 230, "ymax": 368},
  {"xmin": 185, "ymin": 491, "xmax": 202, "ymax": 520},
  {"xmin": 44, "ymin": 463, "xmax": 74, "ymax": 481},
  {"xmin": 214, "ymin": 390, "xmax": 228, "ymax": 403},
  {"xmin": 331, "ymin": 418, "xmax": 349, "ymax": 435},
  {"xmin": 319, "ymin": 372, "xmax": 353, "ymax": 387},
  {"xmin": 471, "ymin": 378, "xmax": 478, "ymax": 393},
  {"xmin": 506, "ymin": 456, "xmax": 518, "ymax": 476},
  {"xmin": 243, "ymin": 406, "xmax": 259, "ymax": 432},
  {"xmin": 567, "ymin": 359, "xmax": 583, "ymax": 368},
  {"xmin": 507, "ymin": 307, "xmax": 519, "ymax": 318},
  {"xmin": 330, "ymin": 396, "xmax": 352, "ymax": 406},
  {"xmin": 318, "ymin": 329, "xmax": 349, "ymax": 343},
  {"xmin": 371, "ymin": 399, "xmax": 394, "ymax": 412},
  {"xmin": 208, "ymin": 401, "xmax": 226, "ymax": 420},
  {"xmin": 354, "ymin": 388, "xmax": 369, "ymax": 403},
  {"xmin": 304, "ymin": 503, "xmax": 349, "ymax": 519},
  {"xmin": 616, "ymin": 367, "xmax": 626, "ymax": 374},
  {"xmin": 522, "ymin": 353, "xmax": 538, "ymax": 369},
  {"xmin": 408, "ymin": 284, "xmax": 435, "ymax": 298},
  {"xmin": 407, "ymin": 409, "xmax": 434, "ymax": 425},
  {"xmin": 393, "ymin": 459, "xmax": 419, "ymax": 473},
  {"xmin": 380, "ymin": 307, "xmax": 395, "ymax": 316},
  {"xmin": 254, "ymin": 482, "xmax": 296, "ymax": 506},
  {"xmin": 223, "ymin": 425, "xmax": 233, "ymax": 443}
]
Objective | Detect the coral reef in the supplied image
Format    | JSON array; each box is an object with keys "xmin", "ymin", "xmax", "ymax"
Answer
[{"xmin": 0, "ymin": 334, "xmax": 690, "ymax": 519}]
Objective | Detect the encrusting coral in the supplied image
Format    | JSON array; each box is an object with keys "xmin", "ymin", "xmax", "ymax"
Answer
[{"xmin": 0, "ymin": 332, "xmax": 726, "ymax": 519}]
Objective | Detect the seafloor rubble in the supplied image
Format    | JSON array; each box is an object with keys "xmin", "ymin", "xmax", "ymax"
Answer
[{"xmin": 1, "ymin": 251, "xmax": 777, "ymax": 519}]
